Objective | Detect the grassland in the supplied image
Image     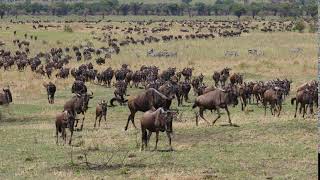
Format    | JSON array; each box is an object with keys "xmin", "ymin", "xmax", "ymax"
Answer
[{"xmin": 0, "ymin": 18, "xmax": 317, "ymax": 179}]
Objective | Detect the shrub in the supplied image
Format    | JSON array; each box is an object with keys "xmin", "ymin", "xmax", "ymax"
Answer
[
  {"xmin": 309, "ymin": 22, "xmax": 316, "ymax": 33},
  {"xmin": 64, "ymin": 25, "xmax": 73, "ymax": 33},
  {"xmin": 293, "ymin": 20, "xmax": 305, "ymax": 33}
]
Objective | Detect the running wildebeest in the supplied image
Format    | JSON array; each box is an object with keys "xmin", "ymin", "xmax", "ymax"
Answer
[
  {"xmin": 94, "ymin": 100, "xmax": 108, "ymax": 128},
  {"xmin": 43, "ymin": 82, "xmax": 56, "ymax": 104},
  {"xmin": 125, "ymin": 88, "xmax": 174, "ymax": 131},
  {"xmin": 140, "ymin": 107, "xmax": 176, "ymax": 151},
  {"xmin": 192, "ymin": 85, "xmax": 238, "ymax": 126},
  {"xmin": 55, "ymin": 110, "xmax": 75, "ymax": 145}
]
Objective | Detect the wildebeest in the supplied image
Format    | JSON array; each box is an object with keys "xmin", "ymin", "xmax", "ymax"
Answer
[
  {"xmin": 291, "ymin": 85, "xmax": 317, "ymax": 118},
  {"xmin": 63, "ymin": 92, "xmax": 93, "ymax": 131},
  {"xmin": 192, "ymin": 85, "xmax": 238, "ymax": 126},
  {"xmin": 55, "ymin": 110, "xmax": 75, "ymax": 145},
  {"xmin": 263, "ymin": 87, "xmax": 283, "ymax": 117},
  {"xmin": 0, "ymin": 87, "xmax": 13, "ymax": 105},
  {"xmin": 125, "ymin": 88, "xmax": 174, "ymax": 131},
  {"xmin": 140, "ymin": 108, "xmax": 176, "ymax": 151},
  {"xmin": 43, "ymin": 82, "xmax": 56, "ymax": 104},
  {"xmin": 71, "ymin": 80, "xmax": 87, "ymax": 94},
  {"xmin": 94, "ymin": 100, "xmax": 108, "ymax": 128}
]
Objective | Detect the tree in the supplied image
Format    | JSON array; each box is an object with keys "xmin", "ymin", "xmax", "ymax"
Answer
[
  {"xmin": 293, "ymin": 20, "xmax": 305, "ymax": 33},
  {"xmin": 249, "ymin": 2, "xmax": 262, "ymax": 18},
  {"xmin": 119, "ymin": 4, "xmax": 129, "ymax": 15},
  {"xmin": 181, "ymin": 0, "xmax": 192, "ymax": 17},
  {"xmin": 194, "ymin": 2, "xmax": 206, "ymax": 16},
  {"xmin": 231, "ymin": 3, "xmax": 247, "ymax": 19},
  {"xmin": 0, "ymin": 3, "xmax": 6, "ymax": 19},
  {"xmin": 100, "ymin": 0, "xmax": 119, "ymax": 17},
  {"xmin": 129, "ymin": 2, "xmax": 142, "ymax": 15}
]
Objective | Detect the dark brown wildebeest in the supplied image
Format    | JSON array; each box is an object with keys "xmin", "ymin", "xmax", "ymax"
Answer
[
  {"xmin": 43, "ymin": 82, "xmax": 56, "ymax": 104},
  {"xmin": 125, "ymin": 88, "xmax": 174, "ymax": 131},
  {"xmin": 71, "ymin": 80, "xmax": 87, "ymax": 94},
  {"xmin": 291, "ymin": 88, "xmax": 315, "ymax": 118},
  {"xmin": 263, "ymin": 87, "xmax": 283, "ymax": 117},
  {"xmin": 181, "ymin": 67, "xmax": 193, "ymax": 82},
  {"xmin": 63, "ymin": 92, "xmax": 93, "ymax": 131},
  {"xmin": 212, "ymin": 71, "xmax": 220, "ymax": 87},
  {"xmin": 192, "ymin": 85, "xmax": 238, "ymax": 126},
  {"xmin": 55, "ymin": 110, "xmax": 75, "ymax": 145},
  {"xmin": 94, "ymin": 100, "xmax": 108, "ymax": 128},
  {"xmin": 140, "ymin": 108, "xmax": 176, "ymax": 151},
  {"xmin": 0, "ymin": 87, "xmax": 13, "ymax": 105},
  {"xmin": 230, "ymin": 73, "xmax": 243, "ymax": 85}
]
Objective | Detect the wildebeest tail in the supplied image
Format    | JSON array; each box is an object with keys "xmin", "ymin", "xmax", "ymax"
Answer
[
  {"xmin": 109, "ymin": 97, "xmax": 128, "ymax": 106},
  {"xmin": 291, "ymin": 97, "xmax": 296, "ymax": 105}
]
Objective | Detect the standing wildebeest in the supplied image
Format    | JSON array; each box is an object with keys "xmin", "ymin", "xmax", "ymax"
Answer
[
  {"xmin": 263, "ymin": 87, "xmax": 283, "ymax": 117},
  {"xmin": 63, "ymin": 92, "xmax": 93, "ymax": 131},
  {"xmin": 125, "ymin": 88, "xmax": 174, "ymax": 131},
  {"xmin": 43, "ymin": 82, "xmax": 56, "ymax": 104},
  {"xmin": 219, "ymin": 68, "xmax": 231, "ymax": 87},
  {"xmin": 291, "ymin": 87, "xmax": 316, "ymax": 118},
  {"xmin": 55, "ymin": 110, "xmax": 75, "ymax": 145},
  {"xmin": 192, "ymin": 85, "xmax": 238, "ymax": 126},
  {"xmin": 0, "ymin": 87, "xmax": 13, "ymax": 105},
  {"xmin": 140, "ymin": 108, "xmax": 176, "ymax": 151},
  {"xmin": 212, "ymin": 71, "xmax": 220, "ymax": 87},
  {"xmin": 94, "ymin": 100, "xmax": 108, "ymax": 128}
]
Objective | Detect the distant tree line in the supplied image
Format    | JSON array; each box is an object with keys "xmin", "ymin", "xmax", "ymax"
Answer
[{"xmin": 0, "ymin": 0, "xmax": 317, "ymax": 19}]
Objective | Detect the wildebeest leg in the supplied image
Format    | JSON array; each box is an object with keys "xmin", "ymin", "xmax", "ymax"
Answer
[
  {"xmin": 94, "ymin": 115, "xmax": 98, "ymax": 128},
  {"xmin": 277, "ymin": 103, "xmax": 281, "ymax": 117},
  {"xmin": 166, "ymin": 131, "xmax": 172, "ymax": 151},
  {"xmin": 140, "ymin": 127, "xmax": 147, "ymax": 151},
  {"xmin": 212, "ymin": 108, "xmax": 221, "ymax": 125},
  {"xmin": 80, "ymin": 113, "xmax": 85, "ymax": 131},
  {"xmin": 62, "ymin": 129, "xmax": 66, "ymax": 145},
  {"xmin": 270, "ymin": 103, "xmax": 274, "ymax": 116},
  {"xmin": 225, "ymin": 106, "xmax": 232, "ymax": 125},
  {"xmin": 56, "ymin": 127, "xmax": 59, "ymax": 145},
  {"xmin": 125, "ymin": 111, "xmax": 136, "ymax": 131},
  {"xmin": 147, "ymin": 131, "xmax": 152, "ymax": 144},
  {"xmin": 199, "ymin": 108, "xmax": 210, "ymax": 125},
  {"xmin": 69, "ymin": 127, "xmax": 73, "ymax": 145},
  {"xmin": 154, "ymin": 131, "xmax": 159, "ymax": 151},
  {"xmin": 103, "ymin": 114, "xmax": 107, "ymax": 126},
  {"xmin": 98, "ymin": 115, "xmax": 102, "ymax": 127},
  {"xmin": 264, "ymin": 101, "xmax": 267, "ymax": 116},
  {"xmin": 302, "ymin": 104, "xmax": 306, "ymax": 118},
  {"xmin": 294, "ymin": 101, "xmax": 298, "ymax": 118}
]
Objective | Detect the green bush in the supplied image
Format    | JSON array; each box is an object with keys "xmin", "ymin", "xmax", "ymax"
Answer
[
  {"xmin": 309, "ymin": 22, "xmax": 316, "ymax": 33},
  {"xmin": 293, "ymin": 20, "xmax": 305, "ymax": 33},
  {"xmin": 64, "ymin": 25, "xmax": 73, "ymax": 33}
]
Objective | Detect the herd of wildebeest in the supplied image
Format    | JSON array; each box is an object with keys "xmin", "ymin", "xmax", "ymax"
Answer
[{"xmin": 0, "ymin": 18, "xmax": 317, "ymax": 151}]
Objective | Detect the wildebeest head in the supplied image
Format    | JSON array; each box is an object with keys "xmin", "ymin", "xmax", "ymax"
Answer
[
  {"xmin": 77, "ymin": 91, "xmax": 93, "ymax": 112},
  {"xmin": 156, "ymin": 108, "xmax": 177, "ymax": 133}
]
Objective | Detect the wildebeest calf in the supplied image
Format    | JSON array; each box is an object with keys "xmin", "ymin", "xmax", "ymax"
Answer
[{"xmin": 94, "ymin": 100, "xmax": 108, "ymax": 128}]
